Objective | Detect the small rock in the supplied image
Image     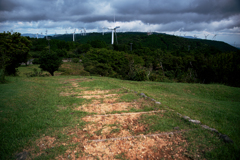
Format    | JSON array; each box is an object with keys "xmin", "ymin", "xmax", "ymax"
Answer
[
  {"xmin": 201, "ymin": 125, "xmax": 218, "ymax": 133},
  {"xmin": 155, "ymin": 102, "xmax": 161, "ymax": 105},
  {"xmin": 174, "ymin": 127, "xmax": 180, "ymax": 130},
  {"xmin": 220, "ymin": 134, "xmax": 234, "ymax": 143},
  {"xmin": 151, "ymin": 99, "xmax": 156, "ymax": 101},
  {"xmin": 183, "ymin": 116, "xmax": 190, "ymax": 120},
  {"xmin": 201, "ymin": 125, "xmax": 210, "ymax": 129},
  {"xmin": 177, "ymin": 112, "xmax": 182, "ymax": 116},
  {"xmin": 189, "ymin": 119, "xmax": 201, "ymax": 124},
  {"xmin": 15, "ymin": 151, "xmax": 28, "ymax": 160},
  {"xmin": 134, "ymin": 91, "xmax": 138, "ymax": 94},
  {"xmin": 140, "ymin": 93, "xmax": 147, "ymax": 97},
  {"xmin": 209, "ymin": 128, "xmax": 219, "ymax": 133}
]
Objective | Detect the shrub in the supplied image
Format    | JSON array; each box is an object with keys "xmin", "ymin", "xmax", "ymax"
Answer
[
  {"xmin": 32, "ymin": 58, "xmax": 40, "ymax": 64},
  {"xmin": 79, "ymin": 70, "xmax": 90, "ymax": 76},
  {"xmin": 72, "ymin": 58, "xmax": 80, "ymax": 63},
  {"xmin": 134, "ymin": 70, "xmax": 147, "ymax": 81},
  {"xmin": 25, "ymin": 68, "xmax": 49, "ymax": 77},
  {"xmin": 0, "ymin": 69, "xmax": 6, "ymax": 83},
  {"xmin": 90, "ymin": 63, "xmax": 114, "ymax": 76},
  {"xmin": 39, "ymin": 51, "xmax": 63, "ymax": 76}
]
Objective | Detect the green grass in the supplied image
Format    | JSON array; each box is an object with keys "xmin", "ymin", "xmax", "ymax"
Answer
[
  {"xmin": 1, "ymin": 65, "xmax": 240, "ymax": 159},
  {"xmin": 0, "ymin": 76, "xmax": 87, "ymax": 159}
]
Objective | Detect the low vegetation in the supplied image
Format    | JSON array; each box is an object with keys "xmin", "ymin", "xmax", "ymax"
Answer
[
  {"xmin": 1, "ymin": 32, "xmax": 239, "ymax": 159},
  {"xmin": 0, "ymin": 65, "xmax": 239, "ymax": 159}
]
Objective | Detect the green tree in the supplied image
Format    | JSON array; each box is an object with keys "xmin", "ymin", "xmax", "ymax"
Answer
[
  {"xmin": 0, "ymin": 32, "xmax": 32, "ymax": 76},
  {"xmin": 38, "ymin": 51, "xmax": 63, "ymax": 76}
]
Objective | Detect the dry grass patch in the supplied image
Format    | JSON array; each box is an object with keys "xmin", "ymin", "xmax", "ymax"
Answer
[
  {"xmin": 75, "ymin": 101, "xmax": 139, "ymax": 114},
  {"xmin": 82, "ymin": 134, "xmax": 188, "ymax": 160},
  {"xmin": 77, "ymin": 94, "xmax": 118, "ymax": 99},
  {"xmin": 81, "ymin": 90, "xmax": 111, "ymax": 95},
  {"xmin": 80, "ymin": 113, "xmax": 159, "ymax": 140}
]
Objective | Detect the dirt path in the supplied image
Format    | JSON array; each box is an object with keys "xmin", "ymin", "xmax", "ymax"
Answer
[{"xmin": 52, "ymin": 80, "xmax": 189, "ymax": 160}]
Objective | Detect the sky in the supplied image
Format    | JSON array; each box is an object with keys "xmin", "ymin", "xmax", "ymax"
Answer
[{"xmin": 0, "ymin": 0, "xmax": 240, "ymax": 46}]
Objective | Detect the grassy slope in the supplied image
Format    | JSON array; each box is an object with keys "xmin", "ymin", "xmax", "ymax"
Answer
[{"xmin": 0, "ymin": 65, "xmax": 240, "ymax": 159}]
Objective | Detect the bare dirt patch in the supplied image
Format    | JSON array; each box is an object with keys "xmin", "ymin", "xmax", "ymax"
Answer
[
  {"xmin": 83, "ymin": 134, "xmax": 188, "ymax": 160},
  {"xmin": 35, "ymin": 136, "xmax": 56, "ymax": 150},
  {"xmin": 81, "ymin": 90, "xmax": 111, "ymax": 95},
  {"xmin": 59, "ymin": 91, "xmax": 79, "ymax": 97},
  {"xmin": 77, "ymin": 94, "xmax": 118, "ymax": 99},
  {"xmin": 81, "ymin": 113, "xmax": 152, "ymax": 140},
  {"xmin": 75, "ymin": 101, "xmax": 139, "ymax": 114}
]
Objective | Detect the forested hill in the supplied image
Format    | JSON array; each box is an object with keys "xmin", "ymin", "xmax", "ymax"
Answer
[
  {"xmin": 29, "ymin": 32, "xmax": 240, "ymax": 87},
  {"xmin": 51, "ymin": 32, "xmax": 239, "ymax": 53}
]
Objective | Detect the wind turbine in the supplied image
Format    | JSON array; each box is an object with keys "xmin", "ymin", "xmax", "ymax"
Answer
[
  {"xmin": 108, "ymin": 15, "xmax": 120, "ymax": 44},
  {"xmin": 45, "ymin": 30, "xmax": 48, "ymax": 40},
  {"xmin": 102, "ymin": 27, "xmax": 107, "ymax": 35},
  {"xmin": 194, "ymin": 35, "xmax": 198, "ymax": 39},
  {"xmin": 204, "ymin": 34, "xmax": 209, "ymax": 39},
  {"xmin": 11, "ymin": 29, "xmax": 13, "ymax": 35},
  {"xmin": 212, "ymin": 34, "xmax": 217, "ymax": 40},
  {"xmin": 73, "ymin": 29, "xmax": 76, "ymax": 41}
]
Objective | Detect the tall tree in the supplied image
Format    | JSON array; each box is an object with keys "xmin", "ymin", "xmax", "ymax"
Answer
[{"xmin": 0, "ymin": 32, "xmax": 32, "ymax": 75}]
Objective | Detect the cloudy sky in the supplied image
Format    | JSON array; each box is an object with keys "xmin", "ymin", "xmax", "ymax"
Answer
[{"xmin": 0, "ymin": 0, "xmax": 239, "ymax": 45}]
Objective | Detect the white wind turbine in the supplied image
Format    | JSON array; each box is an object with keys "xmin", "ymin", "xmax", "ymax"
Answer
[
  {"xmin": 108, "ymin": 15, "xmax": 120, "ymax": 44},
  {"xmin": 45, "ymin": 30, "xmax": 48, "ymax": 40},
  {"xmin": 102, "ymin": 27, "xmax": 107, "ymax": 35},
  {"xmin": 212, "ymin": 34, "xmax": 217, "ymax": 40},
  {"xmin": 204, "ymin": 34, "xmax": 209, "ymax": 39},
  {"xmin": 73, "ymin": 29, "xmax": 76, "ymax": 41}
]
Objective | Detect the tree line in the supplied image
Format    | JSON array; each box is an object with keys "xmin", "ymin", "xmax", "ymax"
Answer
[{"xmin": 1, "ymin": 32, "xmax": 239, "ymax": 87}]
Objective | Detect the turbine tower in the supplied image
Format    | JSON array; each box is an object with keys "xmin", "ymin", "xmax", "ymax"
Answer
[
  {"xmin": 45, "ymin": 30, "xmax": 48, "ymax": 40},
  {"xmin": 204, "ymin": 34, "xmax": 209, "ymax": 39},
  {"xmin": 102, "ymin": 27, "xmax": 107, "ymax": 35},
  {"xmin": 73, "ymin": 29, "xmax": 76, "ymax": 41},
  {"xmin": 108, "ymin": 15, "xmax": 120, "ymax": 44}
]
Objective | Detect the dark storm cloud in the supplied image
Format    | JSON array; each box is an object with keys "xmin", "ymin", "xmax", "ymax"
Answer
[
  {"xmin": 0, "ymin": 0, "xmax": 239, "ymax": 32},
  {"xmin": 113, "ymin": 0, "xmax": 240, "ymax": 24}
]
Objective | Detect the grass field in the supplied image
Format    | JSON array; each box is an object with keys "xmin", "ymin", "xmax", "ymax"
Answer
[{"xmin": 0, "ymin": 64, "xmax": 239, "ymax": 159}]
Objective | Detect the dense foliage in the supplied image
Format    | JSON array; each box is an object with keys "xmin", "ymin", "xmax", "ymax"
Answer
[
  {"xmin": 28, "ymin": 33, "xmax": 240, "ymax": 87},
  {"xmin": 0, "ymin": 32, "xmax": 32, "ymax": 78},
  {"xmin": 38, "ymin": 50, "xmax": 63, "ymax": 76}
]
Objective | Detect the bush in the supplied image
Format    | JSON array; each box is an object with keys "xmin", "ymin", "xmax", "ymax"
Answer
[
  {"xmin": 25, "ymin": 68, "xmax": 49, "ymax": 77},
  {"xmin": 134, "ymin": 70, "xmax": 147, "ymax": 81},
  {"xmin": 39, "ymin": 51, "xmax": 63, "ymax": 76},
  {"xmin": 87, "ymin": 63, "xmax": 114, "ymax": 76},
  {"xmin": 32, "ymin": 58, "xmax": 40, "ymax": 64},
  {"xmin": 72, "ymin": 58, "xmax": 80, "ymax": 63},
  {"xmin": 0, "ymin": 69, "xmax": 6, "ymax": 83},
  {"xmin": 79, "ymin": 70, "xmax": 90, "ymax": 76}
]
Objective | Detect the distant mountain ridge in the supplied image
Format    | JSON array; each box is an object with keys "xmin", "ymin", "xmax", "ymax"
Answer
[{"xmin": 23, "ymin": 32, "xmax": 239, "ymax": 52}]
